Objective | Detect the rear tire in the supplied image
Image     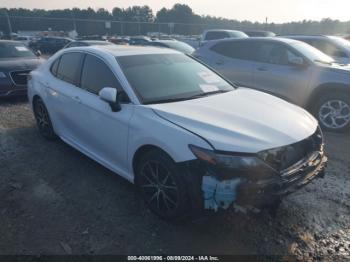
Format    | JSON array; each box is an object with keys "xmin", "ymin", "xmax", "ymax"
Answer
[
  {"xmin": 312, "ymin": 92, "xmax": 350, "ymax": 132},
  {"xmin": 33, "ymin": 98, "xmax": 57, "ymax": 140},
  {"xmin": 135, "ymin": 149, "xmax": 190, "ymax": 221}
]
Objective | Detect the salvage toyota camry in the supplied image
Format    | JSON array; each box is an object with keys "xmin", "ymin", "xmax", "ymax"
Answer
[{"xmin": 28, "ymin": 45, "xmax": 327, "ymax": 220}]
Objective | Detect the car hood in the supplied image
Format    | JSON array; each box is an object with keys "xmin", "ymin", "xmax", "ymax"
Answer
[
  {"xmin": 0, "ymin": 58, "xmax": 43, "ymax": 72},
  {"xmin": 317, "ymin": 62, "xmax": 350, "ymax": 75},
  {"xmin": 149, "ymin": 88, "xmax": 318, "ymax": 153}
]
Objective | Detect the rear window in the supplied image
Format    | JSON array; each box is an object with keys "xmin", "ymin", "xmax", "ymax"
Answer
[
  {"xmin": 211, "ymin": 41, "xmax": 256, "ymax": 61},
  {"xmin": 205, "ymin": 31, "xmax": 229, "ymax": 41},
  {"xmin": 56, "ymin": 53, "xmax": 83, "ymax": 85},
  {"xmin": 50, "ymin": 58, "xmax": 60, "ymax": 76}
]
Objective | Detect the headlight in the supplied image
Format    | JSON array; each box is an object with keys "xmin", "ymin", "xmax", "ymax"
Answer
[
  {"xmin": 0, "ymin": 72, "xmax": 7, "ymax": 78},
  {"xmin": 189, "ymin": 144, "xmax": 271, "ymax": 171}
]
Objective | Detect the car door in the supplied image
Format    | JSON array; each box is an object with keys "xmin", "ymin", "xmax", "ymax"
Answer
[
  {"xmin": 45, "ymin": 52, "xmax": 88, "ymax": 141},
  {"xmin": 207, "ymin": 40, "xmax": 256, "ymax": 87},
  {"xmin": 252, "ymin": 41, "xmax": 312, "ymax": 105},
  {"xmin": 71, "ymin": 54, "xmax": 134, "ymax": 174}
]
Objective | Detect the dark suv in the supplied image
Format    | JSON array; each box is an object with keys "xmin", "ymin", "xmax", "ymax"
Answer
[{"xmin": 29, "ymin": 37, "xmax": 73, "ymax": 54}]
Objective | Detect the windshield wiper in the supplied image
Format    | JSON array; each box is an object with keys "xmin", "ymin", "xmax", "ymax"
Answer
[
  {"xmin": 187, "ymin": 90, "xmax": 230, "ymax": 99},
  {"xmin": 145, "ymin": 97, "xmax": 193, "ymax": 104},
  {"xmin": 145, "ymin": 90, "xmax": 230, "ymax": 105},
  {"xmin": 314, "ymin": 59, "xmax": 333, "ymax": 65}
]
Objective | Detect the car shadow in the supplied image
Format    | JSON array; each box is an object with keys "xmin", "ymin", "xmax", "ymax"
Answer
[{"xmin": 0, "ymin": 96, "xmax": 28, "ymax": 106}]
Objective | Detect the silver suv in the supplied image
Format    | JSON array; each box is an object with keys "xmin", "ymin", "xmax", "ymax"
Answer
[
  {"xmin": 200, "ymin": 29, "xmax": 248, "ymax": 46},
  {"xmin": 193, "ymin": 37, "xmax": 350, "ymax": 132},
  {"xmin": 283, "ymin": 35, "xmax": 350, "ymax": 65}
]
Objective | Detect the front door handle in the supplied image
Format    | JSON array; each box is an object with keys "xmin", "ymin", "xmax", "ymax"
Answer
[{"xmin": 40, "ymin": 81, "xmax": 50, "ymax": 88}]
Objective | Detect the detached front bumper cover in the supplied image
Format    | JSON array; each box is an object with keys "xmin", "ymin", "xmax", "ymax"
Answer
[{"xmin": 190, "ymin": 127, "xmax": 328, "ymax": 212}]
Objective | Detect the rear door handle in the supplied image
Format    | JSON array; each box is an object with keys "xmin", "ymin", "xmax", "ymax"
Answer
[{"xmin": 73, "ymin": 96, "xmax": 81, "ymax": 104}]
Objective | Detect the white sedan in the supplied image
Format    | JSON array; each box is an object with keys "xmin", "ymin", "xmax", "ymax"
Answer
[{"xmin": 28, "ymin": 45, "xmax": 327, "ymax": 220}]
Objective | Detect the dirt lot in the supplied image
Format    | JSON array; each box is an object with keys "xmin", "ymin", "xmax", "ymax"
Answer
[{"xmin": 0, "ymin": 97, "xmax": 349, "ymax": 259}]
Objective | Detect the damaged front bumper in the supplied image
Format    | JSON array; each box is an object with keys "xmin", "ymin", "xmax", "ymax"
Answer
[{"xmin": 185, "ymin": 147, "xmax": 327, "ymax": 213}]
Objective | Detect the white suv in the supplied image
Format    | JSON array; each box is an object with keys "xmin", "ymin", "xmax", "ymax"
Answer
[{"xmin": 28, "ymin": 45, "xmax": 327, "ymax": 220}]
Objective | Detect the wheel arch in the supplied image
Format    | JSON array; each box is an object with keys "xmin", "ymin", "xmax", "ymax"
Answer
[
  {"xmin": 32, "ymin": 95, "xmax": 42, "ymax": 106},
  {"xmin": 307, "ymin": 83, "xmax": 350, "ymax": 110},
  {"xmin": 132, "ymin": 144, "xmax": 173, "ymax": 179}
]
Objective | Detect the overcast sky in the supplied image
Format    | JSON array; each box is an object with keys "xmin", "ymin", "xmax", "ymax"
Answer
[{"xmin": 1, "ymin": 0, "xmax": 349, "ymax": 23}]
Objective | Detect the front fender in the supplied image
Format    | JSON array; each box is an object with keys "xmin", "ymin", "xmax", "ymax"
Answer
[{"xmin": 127, "ymin": 107, "xmax": 212, "ymax": 178}]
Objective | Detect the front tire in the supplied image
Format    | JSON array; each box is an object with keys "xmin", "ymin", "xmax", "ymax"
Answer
[
  {"xmin": 33, "ymin": 98, "xmax": 57, "ymax": 140},
  {"xmin": 135, "ymin": 149, "xmax": 190, "ymax": 221},
  {"xmin": 312, "ymin": 92, "xmax": 350, "ymax": 132}
]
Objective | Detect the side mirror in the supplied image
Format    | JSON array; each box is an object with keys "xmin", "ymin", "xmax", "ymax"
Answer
[
  {"xmin": 289, "ymin": 57, "xmax": 305, "ymax": 67},
  {"xmin": 35, "ymin": 50, "xmax": 42, "ymax": 57},
  {"xmin": 99, "ymin": 87, "xmax": 121, "ymax": 112}
]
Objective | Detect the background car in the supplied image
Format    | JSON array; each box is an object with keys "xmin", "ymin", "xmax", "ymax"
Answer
[
  {"xmin": 29, "ymin": 37, "xmax": 73, "ymax": 54},
  {"xmin": 193, "ymin": 37, "xmax": 350, "ymax": 132},
  {"xmin": 0, "ymin": 40, "xmax": 43, "ymax": 97},
  {"xmin": 146, "ymin": 39, "xmax": 195, "ymax": 54},
  {"xmin": 28, "ymin": 45, "xmax": 326, "ymax": 220},
  {"xmin": 244, "ymin": 30, "xmax": 276, "ymax": 37},
  {"xmin": 15, "ymin": 36, "xmax": 33, "ymax": 46},
  {"xmin": 128, "ymin": 36, "xmax": 152, "ymax": 46},
  {"xmin": 64, "ymin": 40, "xmax": 114, "ymax": 48},
  {"xmin": 200, "ymin": 29, "xmax": 248, "ymax": 46},
  {"xmin": 283, "ymin": 35, "xmax": 350, "ymax": 64}
]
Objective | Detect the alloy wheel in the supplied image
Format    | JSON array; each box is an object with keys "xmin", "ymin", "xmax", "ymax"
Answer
[
  {"xmin": 34, "ymin": 101, "xmax": 52, "ymax": 136},
  {"xmin": 318, "ymin": 99, "xmax": 350, "ymax": 129},
  {"xmin": 139, "ymin": 160, "xmax": 180, "ymax": 214}
]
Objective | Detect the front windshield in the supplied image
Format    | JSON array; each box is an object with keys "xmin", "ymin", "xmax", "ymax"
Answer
[
  {"xmin": 328, "ymin": 36, "xmax": 350, "ymax": 51},
  {"xmin": 165, "ymin": 41, "xmax": 195, "ymax": 54},
  {"xmin": 117, "ymin": 53, "xmax": 234, "ymax": 104},
  {"xmin": 0, "ymin": 42, "xmax": 36, "ymax": 59},
  {"xmin": 229, "ymin": 31, "xmax": 249, "ymax": 38},
  {"xmin": 291, "ymin": 41, "xmax": 334, "ymax": 64}
]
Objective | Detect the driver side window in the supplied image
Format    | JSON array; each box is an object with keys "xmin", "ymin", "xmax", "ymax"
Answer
[
  {"xmin": 257, "ymin": 42, "xmax": 302, "ymax": 66},
  {"xmin": 80, "ymin": 54, "xmax": 129, "ymax": 103}
]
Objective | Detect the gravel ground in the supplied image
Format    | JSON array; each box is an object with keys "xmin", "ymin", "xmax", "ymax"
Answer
[{"xmin": 0, "ymin": 97, "xmax": 349, "ymax": 260}]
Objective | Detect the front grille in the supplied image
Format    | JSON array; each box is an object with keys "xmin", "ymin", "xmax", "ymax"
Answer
[
  {"xmin": 10, "ymin": 70, "xmax": 31, "ymax": 86},
  {"xmin": 259, "ymin": 127, "xmax": 323, "ymax": 172}
]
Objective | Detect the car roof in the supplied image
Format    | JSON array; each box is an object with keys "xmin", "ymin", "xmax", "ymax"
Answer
[
  {"xmin": 206, "ymin": 37, "xmax": 301, "ymax": 45},
  {"xmin": 204, "ymin": 29, "xmax": 243, "ymax": 33},
  {"xmin": 281, "ymin": 35, "xmax": 329, "ymax": 39},
  {"xmin": 0, "ymin": 40, "xmax": 25, "ymax": 45},
  {"xmin": 152, "ymin": 39, "xmax": 179, "ymax": 43},
  {"xmin": 68, "ymin": 45, "xmax": 179, "ymax": 57},
  {"xmin": 74, "ymin": 40, "xmax": 111, "ymax": 44},
  {"xmin": 42, "ymin": 36, "xmax": 73, "ymax": 40}
]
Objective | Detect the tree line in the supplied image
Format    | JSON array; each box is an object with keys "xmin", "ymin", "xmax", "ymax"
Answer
[{"xmin": 0, "ymin": 4, "xmax": 349, "ymax": 36}]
